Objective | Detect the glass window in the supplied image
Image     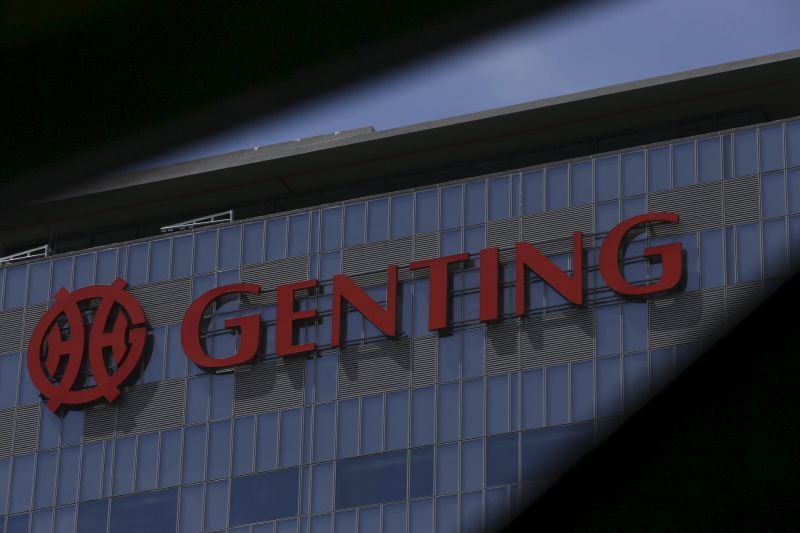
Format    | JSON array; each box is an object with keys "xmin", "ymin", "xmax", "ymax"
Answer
[
  {"xmin": 760, "ymin": 125, "xmax": 784, "ymax": 172},
  {"xmin": 411, "ymin": 387, "xmax": 435, "ymax": 446},
  {"xmin": 73, "ymin": 253, "xmax": 95, "ymax": 288},
  {"xmin": 415, "ymin": 189, "xmax": 438, "ymax": 233},
  {"xmin": 521, "ymin": 422, "xmax": 593, "ymax": 483},
  {"xmin": 461, "ymin": 379, "xmax": 484, "ymax": 439},
  {"xmin": 243, "ymin": 221, "xmax": 265, "ymax": 264},
  {"xmin": 367, "ymin": 199, "xmax": 389, "ymax": 242},
  {"xmin": 570, "ymin": 161, "xmax": 592, "ymax": 205},
  {"xmin": 194, "ymin": 231, "xmax": 217, "ymax": 274},
  {"xmin": 159, "ymin": 429, "xmax": 181, "ymax": 487},
  {"xmin": 762, "ymin": 171, "xmax": 786, "ymax": 218},
  {"xmin": 621, "ymin": 152, "xmax": 645, "ymax": 196},
  {"xmin": 97, "ymin": 249, "xmax": 117, "ymax": 284},
  {"xmin": 437, "ymin": 333, "xmax": 459, "ymax": 382},
  {"xmin": 126, "ymin": 244, "xmax": 148, "ymax": 285},
  {"xmin": 410, "ymin": 446, "xmax": 434, "ymax": 499},
  {"xmin": 734, "ymin": 129, "xmax": 757, "ymax": 177},
  {"xmin": 436, "ymin": 496, "xmax": 457, "ymax": 532},
  {"xmin": 596, "ymin": 156, "xmax": 619, "ymax": 201},
  {"xmin": 624, "ymin": 352, "xmax": 649, "ymax": 412},
  {"xmin": 441, "ymin": 185, "xmax": 462, "ymax": 230},
  {"xmin": 464, "ymin": 181, "xmax": 485, "ymax": 225},
  {"xmin": 737, "ymin": 222, "xmax": 762, "ymax": 282},
  {"xmin": 572, "ymin": 360, "xmax": 593, "ymax": 422},
  {"xmin": 698, "ymin": 137, "xmax": 721, "ymax": 183},
  {"xmin": 210, "ymin": 372, "xmax": 234, "ymax": 420},
  {"xmin": 486, "ymin": 433, "xmax": 518, "ymax": 486},
  {"xmin": 763, "ymin": 219, "xmax": 788, "ymax": 279},
  {"xmin": 700, "ymin": 229, "xmax": 724, "ymax": 289},
  {"xmin": 383, "ymin": 503, "xmax": 406, "ymax": 533},
  {"xmin": 321, "ymin": 208, "xmax": 342, "ymax": 251},
  {"xmin": 233, "ymin": 417, "xmax": 255, "ymax": 476},
  {"xmin": 3, "ymin": 266, "xmax": 26, "ymax": 308},
  {"xmin": 546, "ymin": 166, "xmax": 568, "ymax": 210},
  {"xmin": 788, "ymin": 121, "xmax": 800, "ymax": 168},
  {"xmin": 546, "ymin": 365, "xmax": 568, "ymax": 425},
  {"xmin": 488, "ymin": 177, "xmax": 510, "ymax": 221},
  {"xmin": 385, "ymin": 390, "xmax": 409, "ymax": 450},
  {"xmin": 142, "ymin": 327, "xmax": 166, "ymax": 383},
  {"xmin": 181, "ymin": 425, "xmax": 206, "ymax": 484},
  {"xmin": 335, "ymin": 451, "xmax": 406, "ymax": 509},
  {"xmin": 487, "ymin": 374, "xmax": 509, "ymax": 435},
  {"xmin": 208, "ymin": 420, "xmax": 231, "ymax": 479},
  {"xmin": 78, "ymin": 499, "xmax": 108, "ymax": 533},
  {"xmin": 279, "ymin": 408, "xmax": 302, "ymax": 467},
  {"xmin": 523, "ymin": 170, "xmax": 544, "ymax": 214},
  {"xmin": 622, "ymin": 302, "xmax": 647, "ymax": 352},
  {"xmin": 288, "ymin": 214, "xmax": 310, "ymax": 256},
  {"xmin": 112, "ymin": 437, "xmax": 135, "ymax": 495},
  {"xmin": 390, "ymin": 194, "xmax": 413, "ymax": 238},
  {"xmin": 436, "ymin": 443, "xmax": 458, "ymax": 494},
  {"xmin": 647, "ymin": 146, "xmax": 670, "ymax": 192},
  {"xmin": 34, "ymin": 450, "xmax": 57, "ymax": 508},
  {"xmin": 80, "ymin": 441, "xmax": 103, "ymax": 500},
  {"xmin": 597, "ymin": 356, "xmax": 621, "ymax": 417},
  {"xmin": 595, "ymin": 201, "xmax": 618, "ymax": 234},
  {"xmin": 344, "ymin": 203, "xmax": 365, "ymax": 247},
  {"xmin": 437, "ymin": 383, "xmax": 459, "ymax": 442},
  {"xmin": 410, "ymin": 499, "xmax": 433, "ymax": 533},
  {"xmin": 171, "ymin": 235, "xmax": 192, "ymax": 278},
  {"xmin": 230, "ymin": 468, "xmax": 298, "ymax": 526},
  {"xmin": 267, "ymin": 218, "xmax": 288, "ymax": 259},
  {"xmin": 651, "ymin": 347, "xmax": 675, "ymax": 391},
  {"xmin": 0, "ymin": 353, "xmax": 20, "ymax": 408},
  {"xmin": 135, "ymin": 433, "xmax": 158, "ymax": 492},
  {"xmin": 596, "ymin": 304, "xmax": 620, "ymax": 356},
  {"xmin": 522, "ymin": 368, "xmax": 544, "ymax": 429},
  {"xmin": 186, "ymin": 375, "xmax": 209, "ymax": 423},
  {"xmin": 256, "ymin": 412, "xmax": 278, "ymax": 471},
  {"xmin": 314, "ymin": 403, "xmax": 335, "ymax": 462},
  {"xmin": 461, "ymin": 439, "xmax": 483, "ymax": 491},
  {"xmin": 109, "ymin": 488, "xmax": 178, "ymax": 533},
  {"xmin": 179, "ymin": 484, "xmax": 202, "ymax": 533},
  {"xmin": 218, "ymin": 226, "xmax": 241, "ymax": 269},
  {"xmin": 789, "ymin": 169, "xmax": 800, "ymax": 214},
  {"xmin": 337, "ymin": 399, "xmax": 358, "ymax": 458},
  {"xmin": 148, "ymin": 240, "xmax": 170, "ymax": 283},
  {"xmin": 672, "ymin": 142, "xmax": 696, "ymax": 188},
  {"xmin": 312, "ymin": 462, "xmax": 333, "ymax": 514}
]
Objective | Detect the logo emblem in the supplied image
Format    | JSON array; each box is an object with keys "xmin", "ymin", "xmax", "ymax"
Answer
[{"xmin": 28, "ymin": 278, "xmax": 147, "ymax": 412}]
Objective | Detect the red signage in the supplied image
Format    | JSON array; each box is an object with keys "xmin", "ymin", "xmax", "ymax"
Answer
[
  {"xmin": 28, "ymin": 278, "xmax": 147, "ymax": 412},
  {"xmin": 28, "ymin": 212, "xmax": 682, "ymax": 409}
]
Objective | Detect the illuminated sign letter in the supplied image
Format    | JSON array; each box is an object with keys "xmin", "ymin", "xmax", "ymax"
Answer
[
  {"xmin": 515, "ymin": 232, "xmax": 584, "ymax": 316},
  {"xmin": 332, "ymin": 265, "xmax": 398, "ymax": 347},
  {"xmin": 409, "ymin": 253, "xmax": 469, "ymax": 331},
  {"xmin": 600, "ymin": 212, "xmax": 682, "ymax": 296},
  {"xmin": 182, "ymin": 283, "xmax": 262, "ymax": 368},
  {"xmin": 276, "ymin": 279, "xmax": 319, "ymax": 356}
]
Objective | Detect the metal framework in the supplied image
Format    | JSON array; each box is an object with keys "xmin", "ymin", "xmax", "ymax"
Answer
[
  {"xmin": 0, "ymin": 244, "xmax": 50, "ymax": 265},
  {"xmin": 160, "ymin": 210, "xmax": 234, "ymax": 233}
]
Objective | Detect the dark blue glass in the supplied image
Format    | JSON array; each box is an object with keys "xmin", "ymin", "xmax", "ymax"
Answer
[
  {"xmin": 335, "ymin": 451, "xmax": 406, "ymax": 509},
  {"xmin": 97, "ymin": 249, "xmax": 117, "ymax": 284},
  {"xmin": 737, "ymin": 222, "xmax": 761, "ymax": 282},
  {"xmin": 193, "ymin": 231, "xmax": 216, "ymax": 274},
  {"xmin": 672, "ymin": 142, "xmax": 696, "ymax": 187},
  {"xmin": 415, "ymin": 189, "xmax": 438, "ymax": 233},
  {"xmin": 571, "ymin": 161, "xmax": 592, "ymax": 205},
  {"xmin": 723, "ymin": 134, "xmax": 733, "ymax": 179},
  {"xmin": 316, "ymin": 353, "xmax": 337, "ymax": 402},
  {"xmin": 788, "ymin": 122, "xmax": 800, "ymax": 168},
  {"xmin": 454, "ymin": 180, "xmax": 483, "ymax": 228},
  {"xmin": 523, "ymin": 169, "xmax": 544, "ymax": 214},
  {"xmin": 698, "ymin": 137, "xmax": 721, "ymax": 182},
  {"xmin": 335, "ymin": 511, "xmax": 356, "ymax": 533},
  {"xmin": 186, "ymin": 374, "xmax": 210, "ymax": 423},
  {"xmin": 344, "ymin": 203, "xmax": 365, "ymax": 247},
  {"xmin": 311, "ymin": 462, "xmax": 333, "ymax": 514},
  {"xmin": 546, "ymin": 166, "xmax": 568, "ymax": 210},
  {"xmin": 204, "ymin": 480, "xmax": 228, "ymax": 531},
  {"xmin": 31, "ymin": 509, "xmax": 52, "ymax": 533},
  {"xmin": 436, "ymin": 443, "xmax": 458, "ymax": 494},
  {"xmin": 337, "ymin": 399, "xmax": 358, "ymax": 458},
  {"xmin": 521, "ymin": 368, "xmax": 543, "ymax": 429},
  {"xmin": 143, "ymin": 328, "xmax": 166, "ymax": 383},
  {"xmin": 760, "ymin": 125, "xmax": 784, "ymax": 172},
  {"xmin": 651, "ymin": 347, "xmax": 675, "ymax": 391},
  {"xmin": 762, "ymin": 171, "xmax": 786, "ymax": 218},
  {"xmin": 521, "ymin": 422, "xmax": 593, "ymax": 482},
  {"xmin": 256, "ymin": 411, "xmax": 278, "ymax": 471},
  {"xmin": 441, "ymin": 186, "xmax": 462, "ymax": 230},
  {"xmin": 110, "ymin": 488, "xmax": 178, "ymax": 533},
  {"xmin": 279, "ymin": 408, "xmax": 301, "ymax": 467},
  {"xmin": 127, "ymin": 244, "xmax": 148, "ymax": 285},
  {"xmin": 3, "ymin": 266, "xmax": 26, "ymax": 309},
  {"xmin": 171, "ymin": 235, "xmax": 192, "ymax": 278},
  {"xmin": 181, "ymin": 424, "xmax": 206, "ymax": 484},
  {"xmin": 385, "ymin": 390, "xmax": 409, "ymax": 450},
  {"xmin": 9, "ymin": 454, "xmax": 33, "ymax": 512},
  {"xmin": 288, "ymin": 214, "xmax": 310, "ymax": 256},
  {"xmin": 460, "ymin": 491, "xmax": 483, "ymax": 532},
  {"xmin": 624, "ymin": 351, "xmax": 649, "ymax": 412},
  {"xmin": 700, "ymin": 229, "xmax": 724, "ymax": 289},
  {"xmin": 77, "ymin": 499, "xmax": 108, "ymax": 533},
  {"xmin": 232, "ymin": 417, "xmax": 255, "ymax": 476},
  {"xmin": 595, "ymin": 201, "xmax": 618, "ymax": 234},
  {"xmin": 437, "ymin": 383, "xmax": 459, "ymax": 442},
  {"xmin": 361, "ymin": 395, "xmax": 383, "ymax": 454},
  {"xmin": 621, "ymin": 152, "xmax": 645, "ymax": 195},
  {"xmin": 0, "ymin": 353, "xmax": 19, "ymax": 408},
  {"xmin": 112, "ymin": 437, "xmax": 135, "ymax": 495},
  {"xmin": 436, "ymin": 496, "xmax": 458, "ymax": 532},
  {"xmin": 383, "ymin": 503, "xmax": 406, "ymax": 533},
  {"xmin": 410, "ymin": 499, "xmax": 433, "ymax": 533},
  {"xmin": 486, "ymin": 433, "xmax": 518, "ymax": 486},
  {"xmin": 622, "ymin": 302, "xmax": 647, "ymax": 352},
  {"xmin": 165, "ymin": 324, "xmax": 186, "ymax": 379},
  {"xmin": 179, "ymin": 483, "xmax": 203, "ymax": 533},
  {"xmin": 487, "ymin": 374, "xmax": 509, "ymax": 435},
  {"xmin": 571, "ymin": 360, "xmax": 593, "ymax": 422},
  {"xmin": 437, "ymin": 334, "xmax": 459, "ymax": 381},
  {"xmin": 80, "ymin": 441, "xmax": 103, "ymax": 500},
  {"xmin": 159, "ymin": 429, "xmax": 181, "ymax": 487},
  {"xmin": 410, "ymin": 446, "xmax": 434, "ymax": 499},
  {"xmin": 411, "ymin": 387, "xmax": 434, "ymax": 446},
  {"xmin": 596, "ymin": 156, "xmax": 619, "ymax": 201},
  {"xmin": 647, "ymin": 147, "xmax": 670, "ymax": 192},
  {"xmin": 34, "ymin": 450, "xmax": 57, "ymax": 508},
  {"xmin": 489, "ymin": 177, "xmax": 510, "ymax": 221},
  {"xmin": 789, "ymin": 169, "xmax": 800, "ymax": 214},
  {"xmin": 367, "ymin": 199, "xmax": 389, "ymax": 243},
  {"xmin": 734, "ymin": 129, "xmax": 757, "ymax": 177},
  {"xmin": 461, "ymin": 379, "xmax": 483, "ymax": 439},
  {"xmin": 464, "ymin": 225, "xmax": 484, "ymax": 256},
  {"xmin": 314, "ymin": 403, "xmax": 335, "ymax": 462},
  {"xmin": 0, "ymin": 458, "xmax": 8, "ymax": 515},
  {"xmin": 27, "ymin": 262, "xmax": 50, "ymax": 305},
  {"xmin": 439, "ymin": 229, "xmax": 460, "ymax": 256},
  {"xmin": 148, "ymin": 240, "xmax": 170, "ymax": 283},
  {"xmin": 208, "ymin": 420, "xmax": 232, "ymax": 479},
  {"xmin": 219, "ymin": 226, "xmax": 242, "ymax": 269},
  {"xmin": 596, "ymin": 304, "xmax": 620, "ymax": 356},
  {"xmin": 243, "ymin": 221, "xmax": 265, "ymax": 264},
  {"xmin": 597, "ymin": 356, "xmax": 621, "ymax": 417},
  {"xmin": 320, "ymin": 207, "xmax": 342, "ymax": 251},
  {"xmin": 461, "ymin": 439, "xmax": 483, "ymax": 491},
  {"xmin": 7, "ymin": 513, "xmax": 30, "ymax": 533},
  {"xmin": 57, "ymin": 446, "xmax": 80, "ymax": 504},
  {"xmin": 210, "ymin": 372, "xmax": 234, "ymax": 420},
  {"xmin": 763, "ymin": 219, "xmax": 788, "ymax": 279},
  {"xmin": 319, "ymin": 251, "xmax": 340, "ymax": 280},
  {"xmin": 390, "ymin": 194, "xmax": 413, "ymax": 238},
  {"xmin": 267, "ymin": 218, "xmax": 287, "ymax": 259},
  {"xmin": 546, "ymin": 365, "xmax": 568, "ymax": 425}
]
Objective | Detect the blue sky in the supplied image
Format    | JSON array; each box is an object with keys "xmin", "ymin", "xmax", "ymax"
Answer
[{"xmin": 134, "ymin": 0, "xmax": 800, "ymax": 170}]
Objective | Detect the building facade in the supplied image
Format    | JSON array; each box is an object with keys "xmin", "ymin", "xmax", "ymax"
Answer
[{"xmin": 1, "ymin": 55, "xmax": 800, "ymax": 533}]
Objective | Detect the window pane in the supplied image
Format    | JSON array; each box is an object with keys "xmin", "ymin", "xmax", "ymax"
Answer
[
  {"xmin": 571, "ymin": 161, "xmax": 592, "ymax": 205},
  {"xmin": 486, "ymin": 433, "xmax": 518, "ymax": 486},
  {"xmin": 135, "ymin": 433, "xmax": 159, "ymax": 492},
  {"xmin": 171, "ymin": 235, "xmax": 192, "ymax": 278},
  {"xmin": 488, "ymin": 177, "xmax": 509, "ymax": 221},
  {"xmin": 464, "ymin": 181, "xmax": 485, "ymax": 225},
  {"xmin": 367, "ymin": 199, "xmax": 389, "ymax": 243},
  {"xmin": 127, "ymin": 244, "xmax": 148, "ymax": 285},
  {"xmin": 521, "ymin": 423, "xmax": 593, "ymax": 483},
  {"xmin": 737, "ymin": 222, "xmax": 761, "ymax": 282},
  {"xmin": 74, "ymin": 253, "xmax": 95, "ymax": 288},
  {"xmin": 760, "ymin": 125, "xmax": 784, "ymax": 172},
  {"xmin": 385, "ymin": 390, "xmax": 409, "ymax": 450},
  {"xmin": 487, "ymin": 375, "xmax": 508, "ymax": 435},
  {"xmin": 288, "ymin": 214, "xmax": 310, "ymax": 256},
  {"xmin": 622, "ymin": 302, "xmax": 647, "ymax": 352},
  {"xmin": 546, "ymin": 166, "xmax": 568, "ymax": 210},
  {"xmin": 336, "ymin": 399, "xmax": 358, "ymax": 458},
  {"xmin": 112, "ymin": 437, "xmax": 135, "ymax": 495},
  {"xmin": 762, "ymin": 171, "xmax": 786, "ymax": 218},
  {"xmin": 648, "ymin": 147, "xmax": 670, "ymax": 192},
  {"xmin": 27, "ymin": 262, "xmax": 50, "ymax": 305},
  {"xmin": 181, "ymin": 425, "xmax": 206, "ymax": 484},
  {"xmin": 243, "ymin": 221, "xmax": 265, "ymax": 264},
  {"xmin": 672, "ymin": 142, "xmax": 695, "ymax": 187},
  {"xmin": 441, "ymin": 186, "xmax": 462, "ymax": 230},
  {"xmin": 788, "ymin": 122, "xmax": 800, "ymax": 168},
  {"xmin": 159, "ymin": 429, "xmax": 181, "ymax": 487},
  {"xmin": 461, "ymin": 379, "xmax": 483, "ymax": 439},
  {"xmin": 344, "ymin": 203, "xmax": 365, "ymax": 247},
  {"xmin": 571, "ymin": 361, "xmax": 593, "ymax": 422},
  {"xmin": 597, "ymin": 356, "xmax": 621, "ymax": 417},
  {"xmin": 97, "ymin": 249, "xmax": 117, "ymax": 284},
  {"xmin": 415, "ymin": 190, "xmax": 438, "ymax": 233},
  {"xmin": 596, "ymin": 304, "xmax": 620, "ymax": 356},
  {"xmin": 267, "ymin": 218, "xmax": 288, "ymax": 259},
  {"xmin": 4, "ymin": 266, "xmax": 26, "ymax": 309},
  {"xmin": 412, "ymin": 387, "xmax": 434, "ymax": 446},
  {"xmin": 149, "ymin": 240, "xmax": 170, "ymax": 283},
  {"xmin": 208, "ymin": 420, "xmax": 232, "ymax": 480},
  {"xmin": 437, "ymin": 383, "xmax": 459, "ymax": 442},
  {"xmin": 230, "ymin": 468, "xmax": 300, "ymax": 525},
  {"xmin": 219, "ymin": 226, "xmax": 242, "ymax": 269},
  {"xmin": 624, "ymin": 352, "xmax": 649, "ymax": 412},
  {"xmin": 390, "ymin": 194, "xmax": 413, "ymax": 238},
  {"xmin": 410, "ymin": 446, "xmax": 434, "ymax": 499},
  {"xmin": 621, "ymin": 152, "xmax": 645, "ymax": 196},
  {"xmin": 523, "ymin": 170, "xmax": 544, "ymax": 214},
  {"xmin": 698, "ymin": 137, "xmax": 721, "ymax": 182},
  {"xmin": 596, "ymin": 156, "xmax": 619, "ymax": 201},
  {"xmin": 314, "ymin": 403, "xmax": 335, "ymax": 462},
  {"xmin": 279, "ymin": 408, "xmax": 302, "ymax": 467},
  {"xmin": 335, "ymin": 451, "xmax": 406, "ymax": 509},
  {"xmin": 789, "ymin": 169, "xmax": 800, "ymax": 214},
  {"xmin": 256, "ymin": 412, "xmax": 278, "ymax": 471},
  {"xmin": 522, "ymin": 368, "xmax": 543, "ymax": 429},
  {"xmin": 763, "ymin": 219, "xmax": 788, "ymax": 279},
  {"xmin": 546, "ymin": 365, "xmax": 568, "ymax": 425},
  {"xmin": 436, "ymin": 443, "xmax": 458, "ymax": 494},
  {"xmin": 734, "ymin": 129, "xmax": 757, "ymax": 177}
]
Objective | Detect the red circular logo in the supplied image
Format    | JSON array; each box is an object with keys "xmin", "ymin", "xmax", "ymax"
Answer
[{"xmin": 28, "ymin": 278, "xmax": 147, "ymax": 412}]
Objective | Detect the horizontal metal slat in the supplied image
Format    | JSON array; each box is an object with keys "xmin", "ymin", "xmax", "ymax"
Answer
[
  {"xmin": 724, "ymin": 175, "xmax": 760, "ymax": 224},
  {"xmin": 13, "ymin": 403, "xmax": 40, "ymax": 454},
  {"xmin": 520, "ymin": 309, "xmax": 594, "ymax": 368},
  {"xmin": 647, "ymin": 181, "xmax": 723, "ymax": 236},
  {"xmin": 234, "ymin": 357, "xmax": 305, "ymax": 416},
  {"xmin": 338, "ymin": 339, "xmax": 411, "ymax": 399},
  {"xmin": 411, "ymin": 336, "xmax": 437, "ymax": 387},
  {"xmin": 116, "ymin": 379, "xmax": 186, "ymax": 435},
  {"xmin": 342, "ymin": 238, "xmax": 412, "ymax": 276},
  {"xmin": 129, "ymin": 278, "xmax": 191, "ymax": 327},
  {"xmin": 649, "ymin": 289, "xmax": 727, "ymax": 348}
]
